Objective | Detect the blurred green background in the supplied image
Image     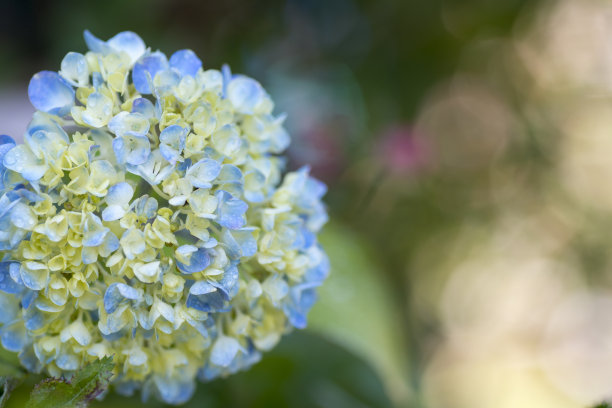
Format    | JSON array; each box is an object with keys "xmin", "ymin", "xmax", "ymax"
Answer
[{"xmin": 3, "ymin": 0, "xmax": 612, "ymax": 407}]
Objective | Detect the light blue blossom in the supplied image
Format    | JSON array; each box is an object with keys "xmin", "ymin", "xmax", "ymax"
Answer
[
  {"xmin": 79, "ymin": 92, "xmax": 114, "ymax": 127},
  {"xmin": 59, "ymin": 52, "xmax": 89, "ymax": 87},
  {"xmin": 131, "ymin": 98, "xmax": 157, "ymax": 121},
  {"xmin": 82, "ymin": 214, "xmax": 120, "ymax": 264},
  {"xmin": 186, "ymin": 264, "xmax": 239, "ymax": 312},
  {"xmin": 169, "ymin": 49, "xmax": 202, "ymax": 77},
  {"xmin": 103, "ymin": 182, "xmax": 134, "ymax": 221},
  {"xmin": 185, "ymin": 158, "xmax": 221, "ymax": 188},
  {"xmin": 127, "ymin": 150, "xmax": 174, "ymax": 185},
  {"xmin": 104, "ymin": 283, "xmax": 143, "ymax": 314},
  {"xmin": 1, "ymin": 321, "xmax": 27, "ymax": 352},
  {"xmin": 0, "ymin": 262, "xmax": 24, "ymax": 294},
  {"xmin": 132, "ymin": 52, "xmax": 169, "ymax": 94},
  {"xmin": 215, "ymin": 190, "xmax": 248, "ymax": 229},
  {"xmin": 28, "ymin": 71, "xmax": 75, "ymax": 116},
  {"xmin": 227, "ymin": 76, "xmax": 265, "ymax": 114},
  {"xmin": 210, "ymin": 336, "xmax": 243, "ymax": 367},
  {"xmin": 109, "ymin": 112, "xmax": 151, "ymax": 165},
  {"xmin": 175, "ymin": 247, "xmax": 210, "ymax": 274},
  {"xmin": 84, "ymin": 30, "xmax": 146, "ymax": 65},
  {"xmin": 0, "ymin": 29, "xmax": 329, "ymax": 406},
  {"xmin": 159, "ymin": 125, "xmax": 188, "ymax": 165},
  {"xmin": 3, "ymin": 113, "xmax": 70, "ymax": 182}
]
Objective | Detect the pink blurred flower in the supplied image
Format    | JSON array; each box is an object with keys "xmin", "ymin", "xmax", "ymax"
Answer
[{"xmin": 378, "ymin": 125, "xmax": 429, "ymax": 175}]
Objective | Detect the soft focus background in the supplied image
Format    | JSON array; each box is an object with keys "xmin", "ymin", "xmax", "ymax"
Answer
[{"xmin": 2, "ymin": 0, "xmax": 612, "ymax": 407}]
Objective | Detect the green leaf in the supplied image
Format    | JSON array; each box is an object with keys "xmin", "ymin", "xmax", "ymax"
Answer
[
  {"xmin": 593, "ymin": 403, "xmax": 612, "ymax": 408},
  {"xmin": 307, "ymin": 222, "xmax": 412, "ymax": 407},
  {"xmin": 0, "ymin": 348, "xmax": 26, "ymax": 407},
  {"xmin": 26, "ymin": 357, "xmax": 114, "ymax": 408},
  {"xmin": 0, "ymin": 377, "xmax": 21, "ymax": 408}
]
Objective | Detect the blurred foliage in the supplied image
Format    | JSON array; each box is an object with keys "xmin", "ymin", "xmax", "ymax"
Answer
[
  {"xmin": 309, "ymin": 222, "xmax": 410, "ymax": 405},
  {"xmin": 25, "ymin": 357, "xmax": 113, "ymax": 408}
]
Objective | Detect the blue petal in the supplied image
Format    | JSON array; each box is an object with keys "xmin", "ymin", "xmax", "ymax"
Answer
[
  {"xmin": 126, "ymin": 149, "xmax": 173, "ymax": 185},
  {"xmin": 186, "ymin": 158, "xmax": 221, "ymax": 188},
  {"xmin": 159, "ymin": 124, "xmax": 188, "ymax": 149},
  {"xmin": 9, "ymin": 264, "xmax": 22, "ymax": 286},
  {"xmin": 300, "ymin": 174, "xmax": 327, "ymax": 208},
  {"xmin": 0, "ymin": 293, "xmax": 18, "ymax": 323},
  {"xmin": 114, "ymin": 380, "xmax": 139, "ymax": 397},
  {"xmin": 82, "ymin": 214, "xmax": 110, "ymax": 246},
  {"xmin": 0, "ymin": 262, "xmax": 23, "ymax": 294},
  {"xmin": 0, "ymin": 135, "xmax": 15, "ymax": 147},
  {"xmin": 101, "ymin": 330, "xmax": 125, "ymax": 342},
  {"xmin": 244, "ymin": 169, "xmax": 266, "ymax": 202},
  {"xmin": 104, "ymin": 282, "xmax": 142, "ymax": 313},
  {"xmin": 108, "ymin": 111, "xmax": 150, "ymax": 138},
  {"xmin": 176, "ymin": 247, "xmax": 210, "ymax": 274},
  {"xmin": 22, "ymin": 290, "xmax": 37, "ymax": 309},
  {"xmin": 82, "ymin": 228, "xmax": 107, "ymax": 247},
  {"xmin": 186, "ymin": 264, "xmax": 239, "ymax": 312},
  {"xmin": 28, "ymin": 71, "xmax": 75, "ymax": 116},
  {"xmin": 132, "ymin": 195, "xmax": 158, "ymax": 219},
  {"xmin": 92, "ymin": 71, "xmax": 104, "ymax": 90},
  {"xmin": 107, "ymin": 31, "xmax": 146, "ymax": 64},
  {"xmin": 20, "ymin": 263, "xmax": 48, "ymax": 291},
  {"xmin": 131, "ymin": 98, "xmax": 156, "ymax": 120},
  {"xmin": 186, "ymin": 283, "xmax": 227, "ymax": 312},
  {"xmin": 26, "ymin": 111, "xmax": 69, "ymax": 142},
  {"xmin": 176, "ymin": 158, "xmax": 192, "ymax": 173},
  {"xmin": 19, "ymin": 345, "xmax": 42, "ymax": 373},
  {"xmin": 215, "ymin": 191, "xmax": 248, "ymax": 229},
  {"xmin": 159, "ymin": 125, "xmax": 188, "ymax": 164},
  {"xmin": 152, "ymin": 376, "xmax": 195, "ymax": 405},
  {"xmin": 35, "ymin": 297, "xmax": 63, "ymax": 313},
  {"xmin": 102, "ymin": 206, "xmax": 125, "ymax": 222},
  {"xmin": 217, "ymin": 164, "xmax": 244, "ymax": 185},
  {"xmin": 227, "ymin": 76, "xmax": 264, "ymax": 114},
  {"xmin": 221, "ymin": 64, "xmax": 232, "ymax": 98},
  {"xmin": 210, "ymin": 336, "xmax": 241, "ymax": 367},
  {"xmin": 105, "ymin": 181, "xmax": 133, "ymax": 205},
  {"xmin": 56, "ymin": 353, "xmax": 79, "ymax": 371},
  {"xmin": 132, "ymin": 52, "xmax": 169, "ymax": 94},
  {"xmin": 0, "ymin": 137, "xmax": 15, "ymax": 179},
  {"xmin": 83, "ymin": 30, "xmax": 112, "ymax": 54},
  {"xmin": 81, "ymin": 246, "xmax": 98, "ymax": 265},
  {"xmin": 211, "ymin": 264, "xmax": 239, "ymax": 299},
  {"xmin": 190, "ymin": 281, "xmax": 216, "ymax": 296},
  {"xmin": 113, "ymin": 135, "xmax": 151, "ymax": 165},
  {"xmin": 221, "ymin": 228, "xmax": 257, "ymax": 259},
  {"xmin": 300, "ymin": 227, "xmax": 316, "ymax": 250},
  {"xmin": 304, "ymin": 251, "xmax": 330, "ymax": 284},
  {"xmin": 10, "ymin": 203, "xmax": 36, "ymax": 230},
  {"xmin": 159, "ymin": 145, "xmax": 181, "ymax": 165},
  {"xmin": 169, "ymin": 49, "xmax": 202, "ymax": 77},
  {"xmin": 284, "ymin": 287, "xmax": 319, "ymax": 329},
  {"xmin": 14, "ymin": 189, "xmax": 43, "ymax": 203},
  {"xmin": 60, "ymin": 52, "xmax": 89, "ymax": 86},
  {"xmin": 0, "ymin": 322, "xmax": 27, "ymax": 352},
  {"xmin": 101, "ymin": 231, "xmax": 120, "ymax": 255},
  {"xmin": 24, "ymin": 306, "xmax": 46, "ymax": 330}
]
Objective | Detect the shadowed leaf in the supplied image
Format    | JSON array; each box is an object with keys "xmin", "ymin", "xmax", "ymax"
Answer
[{"xmin": 25, "ymin": 357, "xmax": 114, "ymax": 408}]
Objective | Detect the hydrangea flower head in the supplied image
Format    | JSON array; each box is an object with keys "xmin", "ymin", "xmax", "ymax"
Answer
[{"xmin": 0, "ymin": 30, "xmax": 328, "ymax": 404}]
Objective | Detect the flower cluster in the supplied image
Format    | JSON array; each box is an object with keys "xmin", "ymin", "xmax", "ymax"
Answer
[{"xmin": 0, "ymin": 31, "xmax": 328, "ymax": 404}]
